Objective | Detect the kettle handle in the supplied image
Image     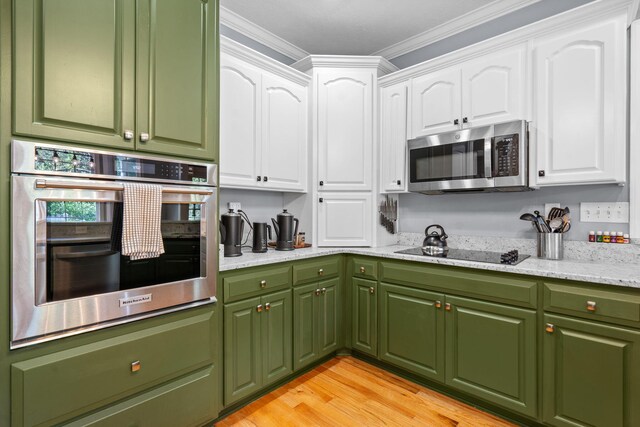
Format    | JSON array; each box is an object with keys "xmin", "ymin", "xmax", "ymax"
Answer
[
  {"xmin": 293, "ymin": 218, "xmax": 299, "ymax": 240},
  {"xmin": 220, "ymin": 222, "xmax": 226, "ymax": 244},
  {"xmin": 266, "ymin": 224, "xmax": 272, "ymax": 240},
  {"xmin": 425, "ymin": 224, "xmax": 448, "ymax": 240},
  {"xmin": 271, "ymin": 218, "xmax": 279, "ymax": 237}
]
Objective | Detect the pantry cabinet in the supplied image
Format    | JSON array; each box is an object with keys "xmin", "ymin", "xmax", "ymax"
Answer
[
  {"xmin": 13, "ymin": 0, "xmax": 218, "ymax": 161},
  {"xmin": 220, "ymin": 39, "xmax": 309, "ymax": 192},
  {"xmin": 532, "ymin": 14, "xmax": 627, "ymax": 186},
  {"xmin": 379, "ymin": 81, "xmax": 409, "ymax": 193},
  {"xmin": 410, "ymin": 44, "xmax": 526, "ymax": 138}
]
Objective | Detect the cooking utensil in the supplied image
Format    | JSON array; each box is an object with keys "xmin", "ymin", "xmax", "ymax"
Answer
[
  {"xmin": 548, "ymin": 207, "xmax": 565, "ymax": 220},
  {"xmin": 534, "ymin": 210, "xmax": 551, "ymax": 233},
  {"xmin": 549, "ymin": 217, "xmax": 563, "ymax": 233},
  {"xmin": 520, "ymin": 213, "xmax": 542, "ymax": 232}
]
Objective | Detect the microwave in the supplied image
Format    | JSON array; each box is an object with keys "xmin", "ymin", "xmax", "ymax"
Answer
[{"xmin": 408, "ymin": 120, "xmax": 529, "ymax": 194}]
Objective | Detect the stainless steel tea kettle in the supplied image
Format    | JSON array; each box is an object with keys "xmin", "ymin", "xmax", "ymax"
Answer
[
  {"xmin": 271, "ymin": 209, "xmax": 299, "ymax": 251},
  {"xmin": 422, "ymin": 224, "xmax": 448, "ymax": 256}
]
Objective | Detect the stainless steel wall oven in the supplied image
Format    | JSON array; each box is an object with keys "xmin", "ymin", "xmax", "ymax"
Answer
[{"xmin": 11, "ymin": 140, "xmax": 217, "ymax": 348}]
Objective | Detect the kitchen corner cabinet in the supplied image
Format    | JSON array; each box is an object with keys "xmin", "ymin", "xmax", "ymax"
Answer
[
  {"xmin": 219, "ymin": 43, "xmax": 309, "ymax": 192},
  {"xmin": 317, "ymin": 192, "xmax": 373, "ymax": 247},
  {"xmin": 379, "ymin": 81, "xmax": 409, "ymax": 193},
  {"xmin": 13, "ymin": 0, "xmax": 218, "ymax": 161},
  {"xmin": 532, "ymin": 13, "xmax": 627, "ymax": 187},
  {"xmin": 410, "ymin": 43, "xmax": 527, "ymax": 138},
  {"xmin": 352, "ymin": 278, "xmax": 378, "ymax": 357},
  {"xmin": 223, "ymin": 289, "xmax": 292, "ymax": 406}
]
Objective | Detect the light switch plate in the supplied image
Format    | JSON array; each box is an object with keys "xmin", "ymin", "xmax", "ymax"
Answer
[{"xmin": 580, "ymin": 202, "xmax": 629, "ymax": 223}]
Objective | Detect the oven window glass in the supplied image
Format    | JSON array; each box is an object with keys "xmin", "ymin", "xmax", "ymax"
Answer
[
  {"xmin": 37, "ymin": 201, "xmax": 203, "ymax": 303},
  {"xmin": 410, "ymin": 139, "xmax": 486, "ymax": 182}
]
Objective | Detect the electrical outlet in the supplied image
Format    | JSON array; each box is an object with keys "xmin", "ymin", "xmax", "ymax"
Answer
[
  {"xmin": 227, "ymin": 202, "xmax": 241, "ymax": 211},
  {"xmin": 580, "ymin": 202, "xmax": 629, "ymax": 223}
]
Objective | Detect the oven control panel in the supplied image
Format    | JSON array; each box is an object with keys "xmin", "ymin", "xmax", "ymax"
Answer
[{"xmin": 493, "ymin": 134, "xmax": 519, "ymax": 177}]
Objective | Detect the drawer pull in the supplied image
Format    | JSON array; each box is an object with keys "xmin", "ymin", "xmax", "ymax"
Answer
[
  {"xmin": 265, "ymin": 303, "xmax": 271, "ymax": 311},
  {"xmin": 321, "ymin": 287, "xmax": 327, "ymax": 295},
  {"xmin": 260, "ymin": 280, "xmax": 267, "ymax": 289},
  {"xmin": 369, "ymin": 287, "xmax": 375, "ymax": 295},
  {"xmin": 435, "ymin": 301, "xmax": 442, "ymax": 309},
  {"xmin": 359, "ymin": 266, "xmax": 366, "ymax": 273},
  {"xmin": 545, "ymin": 323, "xmax": 555, "ymax": 333},
  {"xmin": 315, "ymin": 289, "xmax": 321, "ymax": 296},
  {"xmin": 256, "ymin": 304, "xmax": 263, "ymax": 313},
  {"xmin": 318, "ymin": 268, "xmax": 324, "ymax": 276},
  {"xmin": 131, "ymin": 360, "xmax": 141, "ymax": 373},
  {"xmin": 445, "ymin": 303, "xmax": 451, "ymax": 311},
  {"xmin": 586, "ymin": 301, "xmax": 597, "ymax": 312}
]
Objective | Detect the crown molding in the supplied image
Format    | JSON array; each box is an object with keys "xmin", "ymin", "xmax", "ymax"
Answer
[
  {"xmin": 291, "ymin": 55, "xmax": 398, "ymax": 77},
  {"xmin": 219, "ymin": 6, "xmax": 309, "ymax": 61},
  {"xmin": 220, "ymin": 36, "xmax": 311, "ymax": 86},
  {"xmin": 372, "ymin": 0, "xmax": 543, "ymax": 60}
]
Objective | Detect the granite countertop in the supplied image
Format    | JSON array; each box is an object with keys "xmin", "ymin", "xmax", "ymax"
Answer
[{"xmin": 219, "ymin": 244, "xmax": 640, "ymax": 289}]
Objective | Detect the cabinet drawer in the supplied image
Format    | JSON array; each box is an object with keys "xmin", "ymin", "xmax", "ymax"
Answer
[
  {"xmin": 380, "ymin": 261, "xmax": 537, "ymax": 308},
  {"xmin": 223, "ymin": 265, "xmax": 292, "ymax": 303},
  {"xmin": 11, "ymin": 312, "xmax": 213, "ymax": 427},
  {"xmin": 351, "ymin": 257, "xmax": 378, "ymax": 280},
  {"xmin": 544, "ymin": 282, "xmax": 640, "ymax": 326},
  {"xmin": 293, "ymin": 256, "xmax": 340, "ymax": 285}
]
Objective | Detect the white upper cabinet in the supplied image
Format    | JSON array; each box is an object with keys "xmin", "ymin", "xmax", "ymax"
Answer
[
  {"xmin": 317, "ymin": 192, "xmax": 373, "ymax": 246},
  {"xmin": 532, "ymin": 14, "xmax": 627, "ymax": 187},
  {"xmin": 219, "ymin": 39, "xmax": 309, "ymax": 192},
  {"xmin": 380, "ymin": 81, "xmax": 408, "ymax": 193},
  {"xmin": 317, "ymin": 70, "xmax": 373, "ymax": 192},
  {"xmin": 410, "ymin": 43, "xmax": 527, "ymax": 138}
]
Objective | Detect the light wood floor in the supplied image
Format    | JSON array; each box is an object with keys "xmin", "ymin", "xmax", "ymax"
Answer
[{"xmin": 216, "ymin": 357, "xmax": 516, "ymax": 427}]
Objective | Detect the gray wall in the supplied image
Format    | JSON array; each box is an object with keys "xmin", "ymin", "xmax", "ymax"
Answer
[
  {"xmin": 221, "ymin": 24, "xmax": 296, "ymax": 65},
  {"xmin": 399, "ymin": 184, "xmax": 629, "ymax": 240},
  {"xmin": 391, "ymin": 0, "xmax": 595, "ymax": 68}
]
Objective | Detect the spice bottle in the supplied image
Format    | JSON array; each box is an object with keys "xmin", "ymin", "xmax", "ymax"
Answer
[
  {"xmin": 611, "ymin": 232, "xmax": 617, "ymax": 244},
  {"xmin": 596, "ymin": 231, "xmax": 603, "ymax": 242},
  {"xmin": 603, "ymin": 231, "xmax": 611, "ymax": 243},
  {"xmin": 588, "ymin": 231, "xmax": 596, "ymax": 242},
  {"xmin": 624, "ymin": 234, "xmax": 630, "ymax": 244},
  {"xmin": 617, "ymin": 232, "xmax": 624, "ymax": 244}
]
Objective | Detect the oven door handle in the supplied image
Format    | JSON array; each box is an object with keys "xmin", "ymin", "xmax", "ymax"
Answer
[
  {"xmin": 54, "ymin": 250, "xmax": 119, "ymax": 260},
  {"xmin": 484, "ymin": 137, "xmax": 493, "ymax": 179},
  {"xmin": 34, "ymin": 179, "xmax": 213, "ymax": 196}
]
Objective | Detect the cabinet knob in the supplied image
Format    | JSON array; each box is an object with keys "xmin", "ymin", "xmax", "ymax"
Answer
[
  {"xmin": 369, "ymin": 287, "xmax": 375, "ymax": 294},
  {"xmin": 318, "ymin": 268, "xmax": 324, "ymax": 276},
  {"xmin": 463, "ymin": 117, "xmax": 468, "ymax": 124},
  {"xmin": 454, "ymin": 119, "xmax": 459, "ymax": 125},
  {"xmin": 586, "ymin": 301, "xmax": 597, "ymax": 312},
  {"xmin": 319, "ymin": 181, "xmax": 324, "ymax": 186},
  {"xmin": 445, "ymin": 303, "xmax": 451, "ymax": 311},
  {"xmin": 545, "ymin": 323, "xmax": 555, "ymax": 333},
  {"xmin": 315, "ymin": 289, "xmax": 321, "ymax": 296},
  {"xmin": 319, "ymin": 198, "xmax": 324, "ymax": 203},
  {"xmin": 124, "ymin": 130, "xmax": 134, "ymax": 141},
  {"xmin": 131, "ymin": 360, "xmax": 141, "ymax": 373},
  {"xmin": 256, "ymin": 304, "xmax": 263, "ymax": 313},
  {"xmin": 538, "ymin": 170, "xmax": 545, "ymax": 177},
  {"xmin": 260, "ymin": 280, "xmax": 267, "ymax": 289},
  {"xmin": 139, "ymin": 132, "xmax": 150, "ymax": 143},
  {"xmin": 396, "ymin": 180, "xmax": 401, "ymax": 185},
  {"xmin": 321, "ymin": 287, "xmax": 327, "ymax": 295},
  {"xmin": 263, "ymin": 176, "xmax": 268, "ymax": 182},
  {"xmin": 265, "ymin": 302, "xmax": 271, "ymax": 311},
  {"xmin": 257, "ymin": 176, "xmax": 262, "ymax": 182},
  {"xmin": 435, "ymin": 301, "xmax": 442, "ymax": 309},
  {"xmin": 359, "ymin": 266, "xmax": 366, "ymax": 273}
]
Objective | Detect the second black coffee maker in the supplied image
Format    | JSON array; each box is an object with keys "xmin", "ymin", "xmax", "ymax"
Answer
[
  {"xmin": 271, "ymin": 209, "xmax": 299, "ymax": 251},
  {"xmin": 252, "ymin": 222, "xmax": 272, "ymax": 253}
]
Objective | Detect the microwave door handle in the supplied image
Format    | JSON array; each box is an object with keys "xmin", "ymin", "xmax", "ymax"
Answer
[{"xmin": 484, "ymin": 138, "xmax": 493, "ymax": 179}]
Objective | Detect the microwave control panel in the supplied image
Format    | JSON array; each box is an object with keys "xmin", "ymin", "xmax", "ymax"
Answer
[{"xmin": 493, "ymin": 134, "xmax": 519, "ymax": 177}]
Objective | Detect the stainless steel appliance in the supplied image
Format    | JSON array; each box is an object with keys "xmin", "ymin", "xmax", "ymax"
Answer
[
  {"xmin": 271, "ymin": 209, "xmax": 299, "ymax": 251},
  {"xmin": 422, "ymin": 225, "xmax": 448, "ymax": 256},
  {"xmin": 220, "ymin": 209, "xmax": 246, "ymax": 257},
  {"xmin": 408, "ymin": 120, "xmax": 529, "ymax": 194},
  {"xmin": 252, "ymin": 222, "xmax": 272, "ymax": 253},
  {"xmin": 11, "ymin": 140, "xmax": 217, "ymax": 348},
  {"xmin": 395, "ymin": 247, "xmax": 530, "ymax": 265}
]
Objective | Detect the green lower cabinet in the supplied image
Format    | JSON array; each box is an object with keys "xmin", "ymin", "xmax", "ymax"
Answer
[
  {"xmin": 224, "ymin": 289, "xmax": 292, "ymax": 406},
  {"xmin": 445, "ymin": 296, "xmax": 537, "ymax": 417},
  {"xmin": 379, "ymin": 283, "xmax": 445, "ymax": 382},
  {"xmin": 293, "ymin": 278, "xmax": 341, "ymax": 370},
  {"xmin": 543, "ymin": 314, "xmax": 640, "ymax": 427},
  {"xmin": 352, "ymin": 278, "xmax": 377, "ymax": 357}
]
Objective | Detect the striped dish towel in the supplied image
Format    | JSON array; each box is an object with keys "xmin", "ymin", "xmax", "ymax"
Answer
[{"xmin": 121, "ymin": 183, "xmax": 165, "ymax": 260}]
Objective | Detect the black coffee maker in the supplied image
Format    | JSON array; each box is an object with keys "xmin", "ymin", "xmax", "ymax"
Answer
[
  {"xmin": 271, "ymin": 209, "xmax": 299, "ymax": 251},
  {"xmin": 252, "ymin": 222, "xmax": 272, "ymax": 253},
  {"xmin": 220, "ymin": 209, "xmax": 246, "ymax": 257}
]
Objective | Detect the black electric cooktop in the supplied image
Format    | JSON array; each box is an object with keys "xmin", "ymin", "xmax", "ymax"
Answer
[{"xmin": 395, "ymin": 247, "xmax": 530, "ymax": 265}]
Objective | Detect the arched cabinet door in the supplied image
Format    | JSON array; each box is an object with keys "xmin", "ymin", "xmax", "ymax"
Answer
[
  {"xmin": 532, "ymin": 14, "xmax": 626, "ymax": 187},
  {"xmin": 411, "ymin": 67, "xmax": 461, "ymax": 137}
]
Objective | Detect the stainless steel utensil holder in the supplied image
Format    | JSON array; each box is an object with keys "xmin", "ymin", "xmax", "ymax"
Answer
[{"xmin": 537, "ymin": 233, "xmax": 563, "ymax": 260}]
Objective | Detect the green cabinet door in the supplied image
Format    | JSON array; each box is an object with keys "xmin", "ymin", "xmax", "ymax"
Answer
[
  {"xmin": 14, "ymin": 0, "xmax": 135, "ymax": 149},
  {"xmin": 352, "ymin": 278, "xmax": 377, "ymax": 357},
  {"xmin": 261, "ymin": 289, "xmax": 292, "ymax": 387},
  {"xmin": 445, "ymin": 296, "xmax": 537, "ymax": 417},
  {"xmin": 136, "ymin": 0, "xmax": 218, "ymax": 161},
  {"xmin": 318, "ymin": 278, "xmax": 340, "ymax": 357},
  {"xmin": 379, "ymin": 283, "xmax": 445, "ymax": 382},
  {"xmin": 293, "ymin": 283, "xmax": 319, "ymax": 371},
  {"xmin": 543, "ymin": 314, "xmax": 640, "ymax": 427},
  {"xmin": 223, "ymin": 297, "xmax": 261, "ymax": 405}
]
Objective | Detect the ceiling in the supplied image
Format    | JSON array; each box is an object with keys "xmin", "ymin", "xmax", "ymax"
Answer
[{"xmin": 220, "ymin": 0, "xmax": 510, "ymax": 56}]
